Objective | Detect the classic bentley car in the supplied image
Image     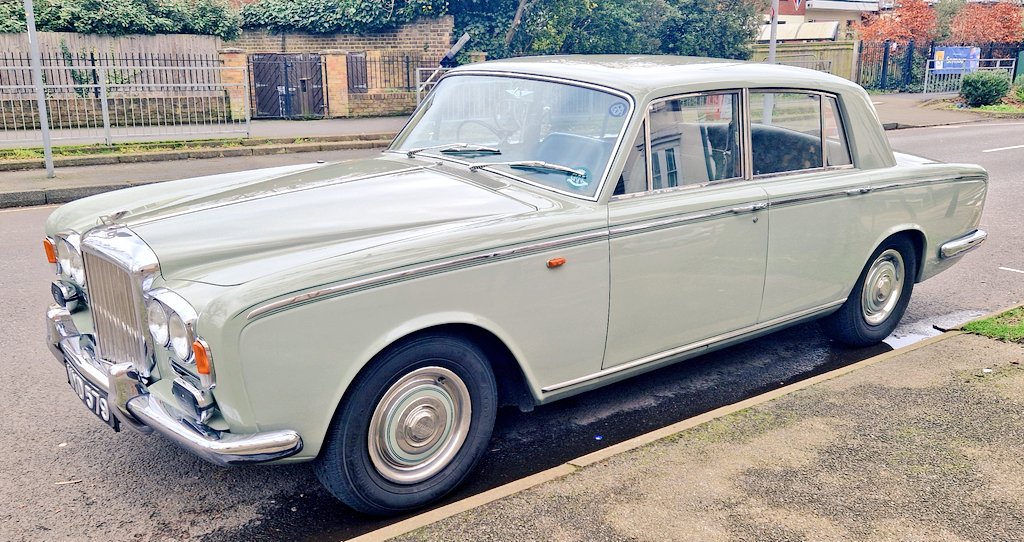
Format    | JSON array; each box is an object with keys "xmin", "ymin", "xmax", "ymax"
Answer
[{"xmin": 44, "ymin": 56, "xmax": 987, "ymax": 514}]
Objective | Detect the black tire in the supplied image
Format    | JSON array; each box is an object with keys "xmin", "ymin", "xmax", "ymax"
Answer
[
  {"xmin": 314, "ymin": 333, "xmax": 497, "ymax": 515},
  {"xmin": 820, "ymin": 236, "xmax": 917, "ymax": 347}
]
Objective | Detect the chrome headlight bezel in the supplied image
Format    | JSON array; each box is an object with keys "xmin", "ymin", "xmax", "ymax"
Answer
[
  {"xmin": 146, "ymin": 298, "xmax": 170, "ymax": 347},
  {"xmin": 56, "ymin": 232, "xmax": 86, "ymax": 287},
  {"xmin": 145, "ymin": 289, "xmax": 198, "ymax": 364}
]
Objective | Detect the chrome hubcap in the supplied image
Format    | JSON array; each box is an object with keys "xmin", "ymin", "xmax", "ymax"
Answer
[
  {"xmin": 368, "ymin": 366, "xmax": 471, "ymax": 484},
  {"xmin": 861, "ymin": 249, "xmax": 905, "ymax": 326}
]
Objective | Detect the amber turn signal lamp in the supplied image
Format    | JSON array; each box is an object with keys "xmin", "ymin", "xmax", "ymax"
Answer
[
  {"xmin": 193, "ymin": 340, "xmax": 211, "ymax": 375},
  {"xmin": 546, "ymin": 257, "xmax": 567, "ymax": 269},
  {"xmin": 43, "ymin": 238, "xmax": 57, "ymax": 264}
]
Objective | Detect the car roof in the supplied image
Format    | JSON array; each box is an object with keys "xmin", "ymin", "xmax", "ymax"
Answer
[{"xmin": 448, "ymin": 55, "xmax": 862, "ymax": 99}]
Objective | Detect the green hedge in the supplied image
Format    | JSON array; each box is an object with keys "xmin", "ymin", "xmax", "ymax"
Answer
[
  {"xmin": 0, "ymin": 0, "xmax": 241, "ymax": 39},
  {"xmin": 961, "ymin": 71, "xmax": 1010, "ymax": 108}
]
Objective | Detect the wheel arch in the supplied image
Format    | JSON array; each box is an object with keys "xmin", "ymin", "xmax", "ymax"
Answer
[
  {"xmin": 873, "ymin": 226, "xmax": 927, "ymax": 283},
  {"xmin": 315, "ymin": 321, "xmax": 536, "ymax": 462}
]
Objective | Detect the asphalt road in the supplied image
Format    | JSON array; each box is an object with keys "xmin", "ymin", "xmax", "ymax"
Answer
[{"xmin": 1, "ymin": 122, "xmax": 1021, "ymax": 541}]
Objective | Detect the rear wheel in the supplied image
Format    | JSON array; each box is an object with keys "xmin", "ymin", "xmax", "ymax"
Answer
[
  {"xmin": 314, "ymin": 333, "xmax": 497, "ymax": 515},
  {"xmin": 820, "ymin": 236, "xmax": 916, "ymax": 347}
]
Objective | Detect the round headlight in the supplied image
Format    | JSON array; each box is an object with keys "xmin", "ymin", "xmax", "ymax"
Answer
[
  {"xmin": 168, "ymin": 312, "xmax": 192, "ymax": 361},
  {"xmin": 58, "ymin": 237, "xmax": 86, "ymax": 286},
  {"xmin": 147, "ymin": 300, "xmax": 170, "ymax": 346}
]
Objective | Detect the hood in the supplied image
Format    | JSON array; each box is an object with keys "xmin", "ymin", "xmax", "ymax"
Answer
[{"xmin": 121, "ymin": 160, "xmax": 536, "ymax": 286}]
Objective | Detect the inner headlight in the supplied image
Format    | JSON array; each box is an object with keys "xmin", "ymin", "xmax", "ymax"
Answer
[
  {"xmin": 146, "ymin": 299, "xmax": 170, "ymax": 346},
  {"xmin": 168, "ymin": 312, "xmax": 192, "ymax": 361},
  {"xmin": 57, "ymin": 237, "xmax": 86, "ymax": 286}
]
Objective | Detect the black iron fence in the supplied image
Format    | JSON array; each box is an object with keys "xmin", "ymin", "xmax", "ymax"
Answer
[
  {"xmin": 347, "ymin": 54, "xmax": 440, "ymax": 93},
  {"xmin": 858, "ymin": 41, "xmax": 1024, "ymax": 91}
]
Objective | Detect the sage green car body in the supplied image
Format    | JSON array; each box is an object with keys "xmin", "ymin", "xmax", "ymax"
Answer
[{"xmin": 45, "ymin": 56, "xmax": 988, "ymax": 462}]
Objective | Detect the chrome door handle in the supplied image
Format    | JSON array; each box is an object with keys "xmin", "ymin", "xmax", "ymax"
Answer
[
  {"xmin": 731, "ymin": 202, "xmax": 768, "ymax": 214},
  {"xmin": 845, "ymin": 187, "xmax": 872, "ymax": 196}
]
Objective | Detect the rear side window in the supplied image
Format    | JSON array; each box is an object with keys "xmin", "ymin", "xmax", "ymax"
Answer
[{"xmin": 750, "ymin": 91, "xmax": 823, "ymax": 176}]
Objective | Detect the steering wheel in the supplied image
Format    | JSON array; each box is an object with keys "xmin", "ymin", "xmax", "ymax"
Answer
[{"xmin": 493, "ymin": 98, "xmax": 528, "ymax": 132}]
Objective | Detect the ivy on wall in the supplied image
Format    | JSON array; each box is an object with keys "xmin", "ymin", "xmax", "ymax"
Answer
[
  {"xmin": 240, "ymin": 0, "xmax": 449, "ymax": 34},
  {"xmin": 0, "ymin": 0, "xmax": 241, "ymax": 39}
]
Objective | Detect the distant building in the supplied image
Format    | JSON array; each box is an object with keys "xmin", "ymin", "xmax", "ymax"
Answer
[{"xmin": 760, "ymin": 0, "xmax": 880, "ymax": 41}]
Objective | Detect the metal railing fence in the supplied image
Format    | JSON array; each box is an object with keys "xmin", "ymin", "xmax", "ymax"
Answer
[
  {"xmin": 859, "ymin": 40, "xmax": 1024, "ymax": 91},
  {"xmin": 1, "ymin": 63, "xmax": 250, "ymax": 147},
  {"xmin": 923, "ymin": 58, "xmax": 1017, "ymax": 94},
  {"xmin": 415, "ymin": 67, "xmax": 450, "ymax": 103},
  {"xmin": 348, "ymin": 56, "xmax": 441, "ymax": 93}
]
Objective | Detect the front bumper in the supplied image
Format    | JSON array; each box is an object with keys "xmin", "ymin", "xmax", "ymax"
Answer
[{"xmin": 46, "ymin": 304, "xmax": 303, "ymax": 466}]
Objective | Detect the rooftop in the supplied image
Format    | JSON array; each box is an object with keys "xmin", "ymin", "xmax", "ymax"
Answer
[{"xmin": 449, "ymin": 55, "xmax": 861, "ymax": 100}]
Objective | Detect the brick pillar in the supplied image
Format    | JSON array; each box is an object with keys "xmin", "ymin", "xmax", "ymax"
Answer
[
  {"xmin": 366, "ymin": 50, "xmax": 384, "ymax": 92},
  {"xmin": 218, "ymin": 48, "xmax": 249, "ymax": 120},
  {"xmin": 321, "ymin": 50, "xmax": 350, "ymax": 118}
]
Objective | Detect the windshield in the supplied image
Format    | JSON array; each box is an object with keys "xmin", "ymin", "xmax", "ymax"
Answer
[{"xmin": 392, "ymin": 74, "xmax": 632, "ymax": 199}]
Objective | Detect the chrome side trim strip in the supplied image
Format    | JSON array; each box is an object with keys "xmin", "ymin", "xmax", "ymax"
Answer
[
  {"xmin": 248, "ymin": 199, "xmax": 781, "ymax": 319},
  {"xmin": 940, "ymin": 229, "xmax": 987, "ymax": 259},
  {"xmin": 246, "ymin": 230, "xmax": 610, "ymax": 320},
  {"xmin": 540, "ymin": 299, "xmax": 847, "ymax": 393},
  {"xmin": 610, "ymin": 202, "xmax": 767, "ymax": 237},
  {"xmin": 768, "ymin": 175, "xmax": 982, "ymax": 208}
]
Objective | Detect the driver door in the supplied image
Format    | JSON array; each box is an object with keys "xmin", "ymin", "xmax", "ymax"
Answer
[{"xmin": 604, "ymin": 91, "xmax": 769, "ymax": 368}]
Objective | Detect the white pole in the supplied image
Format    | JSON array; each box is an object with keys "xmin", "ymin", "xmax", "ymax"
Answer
[
  {"xmin": 768, "ymin": 0, "xmax": 779, "ymax": 64},
  {"xmin": 24, "ymin": 0, "xmax": 54, "ymax": 178}
]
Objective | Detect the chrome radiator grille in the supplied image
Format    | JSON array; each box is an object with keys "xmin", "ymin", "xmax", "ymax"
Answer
[{"xmin": 83, "ymin": 250, "xmax": 147, "ymax": 365}]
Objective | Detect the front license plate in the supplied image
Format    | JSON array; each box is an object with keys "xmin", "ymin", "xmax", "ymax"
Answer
[{"xmin": 65, "ymin": 362, "xmax": 120, "ymax": 431}]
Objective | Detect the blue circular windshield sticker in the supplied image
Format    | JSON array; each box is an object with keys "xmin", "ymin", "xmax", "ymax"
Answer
[{"xmin": 608, "ymin": 102, "xmax": 627, "ymax": 117}]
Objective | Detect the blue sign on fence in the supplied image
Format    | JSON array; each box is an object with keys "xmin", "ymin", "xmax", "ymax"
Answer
[{"xmin": 932, "ymin": 47, "xmax": 981, "ymax": 74}]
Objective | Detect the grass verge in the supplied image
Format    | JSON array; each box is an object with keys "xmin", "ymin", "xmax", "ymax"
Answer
[
  {"xmin": 962, "ymin": 307, "xmax": 1024, "ymax": 343},
  {"xmin": 974, "ymin": 103, "xmax": 1024, "ymax": 114},
  {"xmin": 0, "ymin": 137, "xmax": 321, "ymax": 161}
]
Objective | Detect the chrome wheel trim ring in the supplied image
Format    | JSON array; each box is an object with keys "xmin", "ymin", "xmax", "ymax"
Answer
[
  {"xmin": 368, "ymin": 366, "xmax": 472, "ymax": 485},
  {"xmin": 861, "ymin": 248, "xmax": 905, "ymax": 326}
]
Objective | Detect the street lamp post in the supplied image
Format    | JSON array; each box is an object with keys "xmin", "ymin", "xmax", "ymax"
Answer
[{"xmin": 24, "ymin": 0, "xmax": 55, "ymax": 178}]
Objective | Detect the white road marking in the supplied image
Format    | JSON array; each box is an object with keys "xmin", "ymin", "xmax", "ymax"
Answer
[
  {"xmin": 998, "ymin": 266, "xmax": 1024, "ymax": 274},
  {"xmin": 982, "ymin": 144, "xmax": 1024, "ymax": 153}
]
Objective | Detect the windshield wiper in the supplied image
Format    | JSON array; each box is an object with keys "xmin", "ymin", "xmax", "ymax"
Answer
[
  {"xmin": 405, "ymin": 143, "xmax": 501, "ymax": 158},
  {"xmin": 468, "ymin": 160, "xmax": 587, "ymax": 178}
]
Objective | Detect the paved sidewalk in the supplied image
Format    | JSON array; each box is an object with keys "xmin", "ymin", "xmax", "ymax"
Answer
[
  {"xmin": 248, "ymin": 117, "xmax": 409, "ymax": 138},
  {"xmin": 387, "ymin": 333, "xmax": 1024, "ymax": 542},
  {"xmin": 870, "ymin": 92, "xmax": 985, "ymax": 129}
]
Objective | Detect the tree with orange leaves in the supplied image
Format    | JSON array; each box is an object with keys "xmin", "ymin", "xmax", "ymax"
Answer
[
  {"xmin": 856, "ymin": 0, "xmax": 938, "ymax": 44},
  {"xmin": 950, "ymin": 2, "xmax": 1024, "ymax": 43}
]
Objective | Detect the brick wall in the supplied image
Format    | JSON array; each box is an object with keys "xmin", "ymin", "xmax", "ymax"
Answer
[
  {"xmin": 347, "ymin": 92, "xmax": 418, "ymax": 117},
  {"xmin": 225, "ymin": 16, "xmax": 454, "ymax": 60}
]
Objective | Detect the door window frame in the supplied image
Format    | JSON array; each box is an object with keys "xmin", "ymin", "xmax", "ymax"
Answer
[{"xmin": 610, "ymin": 87, "xmax": 856, "ymax": 201}]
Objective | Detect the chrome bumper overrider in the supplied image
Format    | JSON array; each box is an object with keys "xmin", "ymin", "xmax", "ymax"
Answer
[
  {"xmin": 939, "ymin": 229, "xmax": 987, "ymax": 259},
  {"xmin": 46, "ymin": 305, "xmax": 303, "ymax": 466}
]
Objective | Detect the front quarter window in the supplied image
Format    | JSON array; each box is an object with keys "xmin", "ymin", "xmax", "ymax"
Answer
[{"xmin": 393, "ymin": 74, "xmax": 631, "ymax": 198}]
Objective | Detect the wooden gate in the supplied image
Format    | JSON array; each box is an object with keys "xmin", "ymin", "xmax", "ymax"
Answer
[{"xmin": 249, "ymin": 53, "xmax": 325, "ymax": 118}]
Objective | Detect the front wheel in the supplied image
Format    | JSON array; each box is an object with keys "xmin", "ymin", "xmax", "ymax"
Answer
[
  {"xmin": 820, "ymin": 236, "xmax": 916, "ymax": 347},
  {"xmin": 314, "ymin": 333, "xmax": 497, "ymax": 515}
]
